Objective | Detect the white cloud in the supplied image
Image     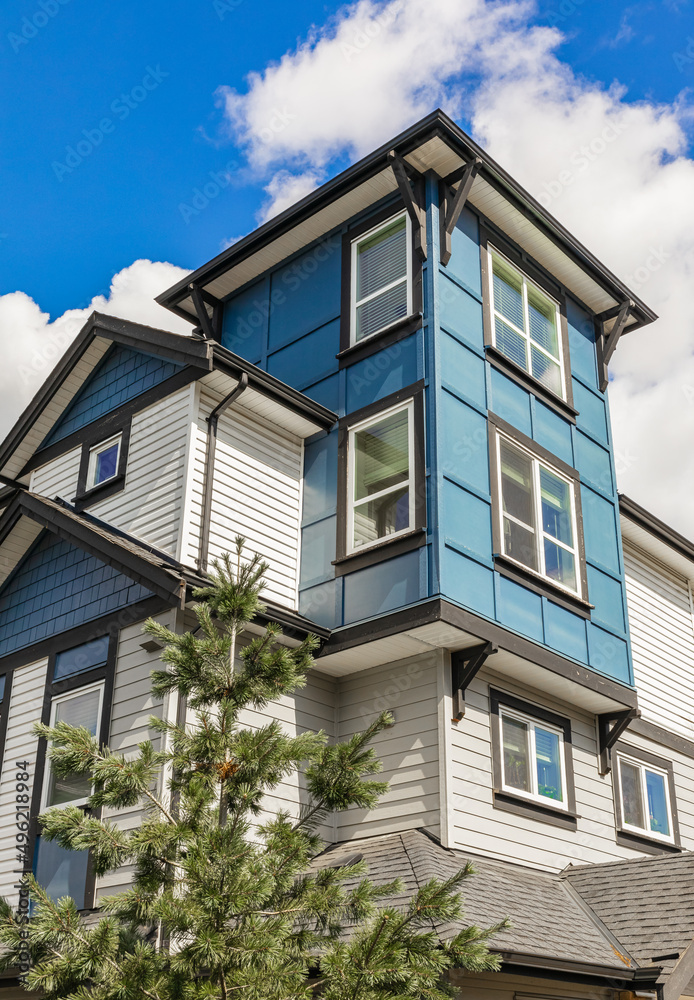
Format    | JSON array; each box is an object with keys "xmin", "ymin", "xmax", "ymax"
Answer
[
  {"xmin": 0, "ymin": 259, "xmax": 191, "ymax": 441},
  {"xmin": 220, "ymin": 0, "xmax": 694, "ymax": 534}
]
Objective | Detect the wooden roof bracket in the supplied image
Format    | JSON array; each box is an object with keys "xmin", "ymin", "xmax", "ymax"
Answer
[
  {"xmin": 597, "ymin": 299, "xmax": 633, "ymax": 392},
  {"xmin": 452, "ymin": 641, "xmax": 497, "ymax": 721},
  {"xmin": 439, "ymin": 157, "xmax": 482, "ymax": 267},
  {"xmin": 387, "ymin": 150, "xmax": 427, "ymax": 262},
  {"xmin": 598, "ymin": 707, "xmax": 639, "ymax": 775},
  {"xmin": 189, "ymin": 283, "xmax": 223, "ymax": 341}
]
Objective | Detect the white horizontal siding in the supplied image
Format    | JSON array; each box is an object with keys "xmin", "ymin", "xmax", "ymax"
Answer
[
  {"xmin": 90, "ymin": 385, "xmax": 195, "ymax": 558},
  {"xmin": 185, "ymin": 389, "xmax": 303, "ymax": 609},
  {"xmin": 447, "ymin": 669, "xmax": 655, "ymax": 872},
  {"xmin": 29, "ymin": 446, "xmax": 81, "ymax": 502},
  {"xmin": 623, "ymin": 543, "xmax": 694, "ymax": 740},
  {"xmin": 0, "ymin": 659, "xmax": 48, "ymax": 907},
  {"xmin": 336, "ymin": 652, "xmax": 441, "ymax": 843}
]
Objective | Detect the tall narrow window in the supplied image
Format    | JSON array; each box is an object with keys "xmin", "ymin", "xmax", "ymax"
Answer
[
  {"xmin": 489, "ymin": 249, "xmax": 566, "ymax": 399},
  {"xmin": 497, "ymin": 433, "xmax": 581, "ymax": 596},
  {"xmin": 616, "ymin": 752, "xmax": 675, "ymax": 844},
  {"xmin": 41, "ymin": 683, "xmax": 104, "ymax": 811},
  {"xmin": 348, "ymin": 401, "xmax": 414, "ymax": 553},
  {"xmin": 351, "ymin": 213, "xmax": 411, "ymax": 344},
  {"xmin": 500, "ymin": 705, "xmax": 568, "ymax": 809}
]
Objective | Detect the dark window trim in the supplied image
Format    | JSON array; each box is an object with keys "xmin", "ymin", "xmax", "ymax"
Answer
[
  {"xmin": 490, "ymin": 687, "xmax": 578, "ymax": 824},
  {"xmin": 612, "ymin": 740, "xmax": 681, "ymax": 850},
  {"xmin": 23, "ymin": 366, "xmax": 199, "ymax": 477},
  {"xmin": 488, "ymin": 411, "xmax": 590, "ymax": 607},
  {"xmin": 335, "ymin": 381, "xmax": 426, "ymax": 575},
  {"xmin": 0, "ymin": 670, "xmax": 13, "ymax": 777},
  {"xmin": 73, "ymin": 420, "xmax": 131, "ymax": 511},
  {"xmin": 485, "ymin": 346, "xmax": 578, "ymax": 423},
  {"xmin": 480, "ymin": 224, "xmax": 576, "ymax": 415},
  {"xmin": 29, "ymin": 630, "xmax": 119, "ymax": 912},
  {"xmin": 339, "ymin": 196, "xmax": 424, "ymax": 362},
  {"xmin": 629, "ymin": 716, "xmax": 694, "ymax": 761}
]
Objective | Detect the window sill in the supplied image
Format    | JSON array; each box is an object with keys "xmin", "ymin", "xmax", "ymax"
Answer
[
  {"xmin": 73, "ymin": 474, "xmax": 125, "ymax": 511},
  {"xmin": 493, "ymin": 790, "xmax": 578, "ymax": 830},
  {"xmin": 333, "ymin": 527, "xmax": 426, "ymax": 577},
  {"xmin": 337, "ymin": 313, "xmax": 423, "ymax": 367},
  {"xmin": 485, "ymin": 345, "xmax": 578, "ymax": 424},
  {"xmin": 494, "ymin": 553, "xmax": 593, "ymax": 619},
  {"xmin": 616, "ymin": 830, "xmax": 681, "ymax": 855}
]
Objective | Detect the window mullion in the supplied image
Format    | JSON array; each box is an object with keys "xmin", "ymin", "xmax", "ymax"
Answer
[
  {"xmin": 533, "ymin": 460, "xmax": 545, "ymax": 577},
  {"xmin": 640, "ymin": 765, "xmax": 650, "ymax": 833},
  {"xmin": 522, "ymin": 275, "xmax": 532, "ymax": 373},
  {"xmin": 528, "ymin": 723, "xmax": 538, "ymax": 797}
]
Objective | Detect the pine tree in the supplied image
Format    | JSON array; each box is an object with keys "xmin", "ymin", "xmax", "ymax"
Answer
[{"xmin": 0, "ymin": 538, "xmax": 507, "ymax": 999}]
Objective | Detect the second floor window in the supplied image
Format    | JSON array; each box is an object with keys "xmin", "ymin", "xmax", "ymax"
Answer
[
  {"xmin": 488, "ymin": 249, "xmax": 566, "ymax": 400},
  {"xmin": 616, "ymin": 752, "xmax": 674, "ymax": 844},
  {"xmin": 500, "ymin": 704, "xmax": 568, "ymax": 810},
  {"xmin": 41, "ymin": 682, "xmax": 104, "ymax": 810},
  {"xmin": 351, "ymin": 212, "xmax": 411, "ymax": 344},
  {"xmin": 87, "ymin": 434, "xmax": 121, "ymax": 489},
  {"xmin": 348, "ymin": 401, "xmax": 414, "ymax": 553},
  {"xmin": 497, "ymin": 432, "xmax": 581, "ymax": 596}
]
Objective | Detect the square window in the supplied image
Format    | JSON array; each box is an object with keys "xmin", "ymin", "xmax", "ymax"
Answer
[
  {"xmin": 87, "ymin": 435, "xmax": 121, "ymax": 490},
  {"xmin": 500, "ymin": 705, "xmax": 568, "ymax": 809},
  {"xmin": 42, "ymin": 683, "xmax": 104, "ymax": 810},
  {"xmin": 495, "ymin": 429, "xmax": 582, "ymax": 597},
  {"xmin": 351, "ymin": 212, "xmax": 412, "ymax": 344},
  {"xmin": 487, "ymin": 247, "xmax": 568, "ymax": 402},
  {"xmin": 616, "ymin": 751, "xmax": 676, "ymax": 844},
  {"xmin": 347, "ymin": 401, "xmax": 415, "ymax": 553}
]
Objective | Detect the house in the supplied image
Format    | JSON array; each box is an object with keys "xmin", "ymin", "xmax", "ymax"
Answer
[{"xmin": 0, "ymin": 109, "xmax": 691, "ymax": 998}]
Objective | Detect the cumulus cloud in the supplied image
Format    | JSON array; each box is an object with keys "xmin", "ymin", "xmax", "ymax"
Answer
[
  {"xmin": 220, "ymin": 0, "xmax": 694, "ymax": 534},
  {"xmin": 0, "ymin": 259, "xmax": 191, "ymax": 441}
]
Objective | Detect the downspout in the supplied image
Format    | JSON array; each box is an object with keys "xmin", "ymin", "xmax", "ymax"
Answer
[{"xmin": 197, "ymin": 372, "xmax": 249, "ymax": 572}]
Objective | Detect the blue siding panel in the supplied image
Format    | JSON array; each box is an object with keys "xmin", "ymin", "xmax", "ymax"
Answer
[
  {"xmin": 497, "ymin": 575, "xmax": 544, "ymax": 643},
  {"xmin": 442, "ymin": 479, "xmax": 492, "ymax": 564},
  {"xmin": 581, "ymin": 486, "xmax": 620, "ymax": 575},
  {"xmin": 567, "ymin": 297, "xmax": 598, "ymax": 388},
  {"xmin": 0, "ymin": 532, "xmax": 152, "ymax": 658},
  {"xmin": 533, "ymin": 402, "xmax": 573, "ymax": 467},
  {"xmin": 587, "ymin": 565, "xmax": 626, "ymax": 634},
  {"xmin": 221, "ymin": 278, "xmax": 268, "ymax": 361},
  {"xmin": 440, "ymin": 393, "xmax": 489, "ymax": 495},
  {"xmin": 489, "ymin": 369, "xmax": 532, "ymax": 438},
  {"xmin": 439, "ymin": 277, "xmax": 484, "ymax": 350},
  {"xmin": 302, "ymin": 431, "xmax": 338, "ymax": 523},
  {"xmin": 267, "ymin": 319, "xmax": 340, "ymax": 389},
  {"xmin": 268, "ymin": 243, "xmax": 341, "ymax": 351},
  {"xmin": 586, "ymin": 622, "xmax": 631, "ymax": 684},
  {"xmin": 302, "ymin": 373, "xmax": 340, "ymax": 411},
  {"xmin": 574, "ymin": 431, "xmax": 613, "ymax": 495},
  {"xmin": 445, "ymin": 207, "xmax": 481, "ymax": 295},
  {"xmin": 299, "ymin": 579, "xmax": 341, "ymax": 630},
  {"xmin": 573, "ymin": 380, "xmax": 608, "ymax": 445},
  {"xmin": 544, "ymin": 601, "xmax": 588, "ymax": 662},
  {"xmin": 300, "ymin": 516, "xmax": 337, "ymax": 588},
  {"xmin": 345, "ymin": 335, "xmax": 418, "ymax": 412},
  {"xmin": 440, "ymin": 333, "xmax": 486, "ymax": 409},
  {"xmin": 342, "ymin": 550, "xmax": 420, "ymax": 623},
  {"xmin": 42, "ymin": 345, "xmax": 182, "ymax": 448},
  {"xmin": 442, "ymin": 548, "xmax": 495, "ymax": 619}
]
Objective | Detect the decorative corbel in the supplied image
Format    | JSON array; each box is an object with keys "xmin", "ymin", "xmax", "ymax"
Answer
[
  {"xmin": 598, "ymin": 707, "xmax": 639, "ymax": 775},
  {"xmin": 189, "ymin": 283, "xmax": 222, "ymax": 341},
  {"xmin": 452, "ymin": 641, "xmax": 497, "ymax": 720},
  {"xmin": 597, "ymin": 300, "xmax": 633, "ymax": 392},
  {"xmin": 439, "ymin": 158, "xmax": 482, "ymax": 267},
  {"xmin": 387, "ymin": 150, "xmax": 426, "ymax": 261}
]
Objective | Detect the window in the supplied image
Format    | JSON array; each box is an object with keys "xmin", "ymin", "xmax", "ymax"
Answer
[
  {"xmin": 615, "ymin": 749, "xmax": 676, "ymax": 845},
  {"xmin": 87, "ymin": 434, "xmax": 121, "ymax": 490},
  {"xmin": 495, "ymin": 431, "xmax": 581, "ymax": 597},
  {"xmin": 351, "ymin": 212, "xmax": 412, "ymax": 344},
  {"xmin": 500, "ymin": 705, "xmax": 568, "ymax": 810},
  {"xmin": 41, "ymin": 682, "xmax": 104, "ymax": 811},
  {"xmin": 488, "ymin": 248, "xmax": 566, "ymax": 400},
  {"xmin": 347, "ymin": 400, "xmax": 414, "ymax": 553}
]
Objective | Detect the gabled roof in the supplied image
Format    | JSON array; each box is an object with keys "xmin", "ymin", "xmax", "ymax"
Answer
[
  {"xmin": 311, "ymin": 830, "xmax": 643, "ymax": 983},
  {"xmin": 157, "ymin": 110, "xmax": 657, "ymax": 337},
  {"xmin": 0, "ymin": 312, "xmax": 336, "ymax": 483}
]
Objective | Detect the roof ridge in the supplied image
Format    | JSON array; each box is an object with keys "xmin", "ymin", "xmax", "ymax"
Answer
[{"xmin": 563, "ymin": 850, "xmax": 694, "ymax": 878}]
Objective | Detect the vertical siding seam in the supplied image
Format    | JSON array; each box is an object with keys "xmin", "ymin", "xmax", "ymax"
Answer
[
  {"xmin": 176, "ymin": 382, "xmax": 201, "ymax": 565},
  {"xmin": 436, "ymin": 648, "xmax": 452, "ymax": 848}
]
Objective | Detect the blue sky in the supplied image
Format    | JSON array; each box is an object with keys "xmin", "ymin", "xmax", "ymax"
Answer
[
  {"xmin": 0, "ymin": 0, "xmax": 691, "ymax": 317},
  {"xmin": 2, "ymin": 0, "xmax": 694, "ymax": 532}
]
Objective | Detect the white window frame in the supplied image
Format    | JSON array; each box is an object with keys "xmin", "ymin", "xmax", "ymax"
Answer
[
  {"xmin": 40, "ymin": 681, "xmax": 105, "ymax": 812},
  {"xmin": 616, "ymin": 752, "xmax": 675, "ymax": 844},
  {"xmin": 350, "ymin": 211, "xmax": 412, "ymax": 346},
  {"xmin": 86, "ymin": 433, "xmax": 122, "ymax": 490},
  {"xmin": 496, "ymin": 430, "xmax": 582, "ymax": 598},
  {"xmin": 346, "ymin": 399, "xmax": 415, "ymax": 555},
  {"xmin": 488, "ymin": 247, "xmax": 567, "ymax": 400},
  {"xmin": 499, "ymin": 705, "xmax": 569, "ymax": 811}
]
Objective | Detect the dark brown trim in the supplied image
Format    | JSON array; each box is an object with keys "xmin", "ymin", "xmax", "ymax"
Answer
[
  {"xmin": 24, "ymin": 366, "xmax": 199, "ymax": 476},
  {"xmin": 339, "ymin": 199, "xmax": 424, "ymax": 356},
  {"xmin": 321, "ymin": 597, "xmax": 639, "ymax": 710},
  {"xmin": 612, "ymin": 740, "xmax": 681, "ymax": 850},
  {"xmin": 497, "ymin": 953, "xmax": 639, "ymax": 983},
  {"xmin": 0, "ymin": 670, "xmax": 13, "ymax": 777},
  {"xmin": 619, "ymin": 493, "xmax": 694, "ymax": 567},
  {"xmin": 335, "ymin": 382, "xmax": 426, "ymax": 572},
  {"xmin": 629, "ymin": 717, "xmax": 694, "ymax": 760},
  {"xmin": 73, "ymin": 420, "xmax": 131, "ymax": 511},
  {"xmin": 480, "ymin": 225, "xmax": 575, "ymax": 413},
  {"xmin": 490, "ymin": 687, "xmax": 578, "ymax": 821},
  {"xmin": 488, "ymin": 410, "xmax": 590, "ymax": 604},
  {"xmin": 615, "ymin": 830, "xmax": 682, "ymax": 855},
  {"xmin": 337, "ymin": 312, "xmax": 422, "ymax": 367},
  {"xmin": 494, "ymin": 554, "xmax": 593, "ymax": 619}
]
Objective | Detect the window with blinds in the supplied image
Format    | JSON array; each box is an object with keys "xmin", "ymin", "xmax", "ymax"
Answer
[
  {"xmin": 41, "ymin": 682, "xmax": 104, "ymax": 810},
  {"xmin": 500, "ymin": 705, "xmax": 567, "ymax": 809},
  {"xmin": 497, "ymin": 432, "xmax": 580, "ymax": 595},
  {"xmin": 351, "ymin": 212, "xmax": 411, "ymax": 343},
  {"xmin": 348, "ymin": 400, "xmax": 414, "ymax": 552},
  {"xmin": 489, "ymin": 249, "xmax": 566, "ymax": 399},
  {"xmin": 617, "ymin": 753, "xmax": 675, "ymax": 843}
]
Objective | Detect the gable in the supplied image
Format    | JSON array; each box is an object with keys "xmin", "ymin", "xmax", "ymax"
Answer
[
  {"xmin": 0, "ymin": 530, "xmax": 152, "ymax": 658},
  {"xmin": 39, "ymin": 344, "xmax": 183, "ymax": 450}
]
